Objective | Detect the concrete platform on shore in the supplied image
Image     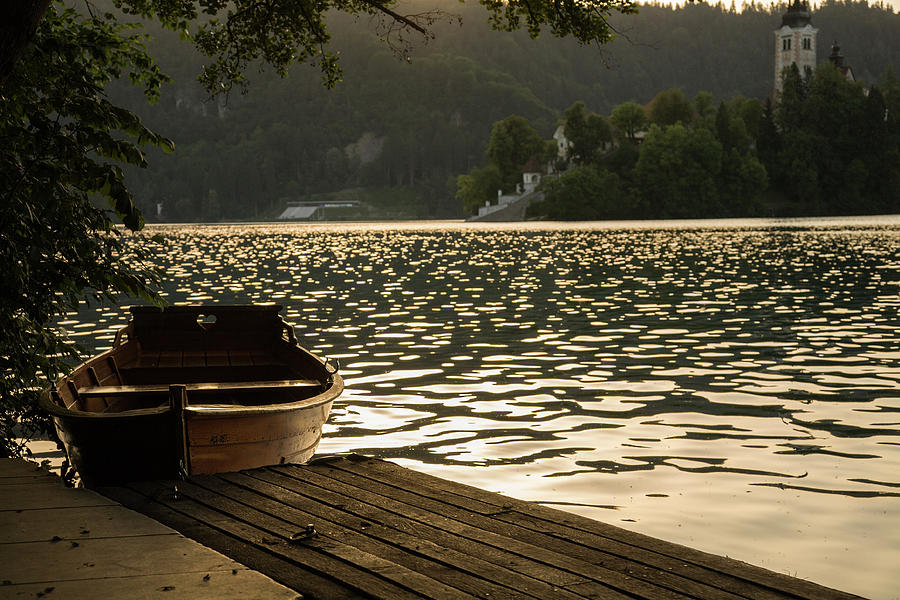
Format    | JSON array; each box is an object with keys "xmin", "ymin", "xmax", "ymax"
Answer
[{"xmin": 0, "ymin": 458, "xmax": 298, "ymax": 599}]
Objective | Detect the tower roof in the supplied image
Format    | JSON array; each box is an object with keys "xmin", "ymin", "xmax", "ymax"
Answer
[
  {"xmin": 828, "ymin": 41, "xmax": 854, "ymax": 80},
  {"xmin": 829, "ymin": 41, "xmax": 845, "ymax": 67},
  {"xmin": 781, "ymin": 0, "xmax": 812, "ymax": 28},
  {"xmin": 522, "ymin": 156, "xmax": 542, "ymax": 174}
]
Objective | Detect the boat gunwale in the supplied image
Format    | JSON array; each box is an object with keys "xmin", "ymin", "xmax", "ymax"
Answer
[
  {"xmin": 39, "ymin": 385, "xmax": 341, "ymax": 420},
  {"xmin": 39, "ymin": 390, "xmax": 172, "ymax": 420},
  {"xmin": 39, "ymin": 317, "xmax": 344, "ymax": 421}
]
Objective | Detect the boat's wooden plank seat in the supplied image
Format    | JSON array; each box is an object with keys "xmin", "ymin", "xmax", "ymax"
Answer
[
  {"xmin": 133, "ymin": 349, "xmax": 285, "ymax": 369},
  {"xmin": 77, "ymin": 379, "xmax": 321, "ymax": 398}
]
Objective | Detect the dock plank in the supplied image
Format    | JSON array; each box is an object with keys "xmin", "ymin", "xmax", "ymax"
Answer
[
  {"xmin": 3, "ymin": 570, "xmax": 296, "ymax": 600},
  {"xmin": 323, "ymin": 459, "xmax": 765, "ymax": 600},
  {"xmin": 0, "ymin": 474, "xmax": 59, "ymax": 486},
  {"xmin": 0, "ymin": 535, "xmax": 239, "ymax": 584},
  {"xmin": 0, "ymin": 460, "xmax": 54, "ymax": 478},
  {"xmin": 332, "ymin": 455, "xmax": 857, "ymax": 600},
  {"xmin": 0, "ymin": 483, "xmax": 117, "ymax": 511},
  {"xmin": 96, "ymin": 455, "xmax": 864, "ymax": 600},
  {"xmin": 172, "ymin": 478, "xmax": 474, "ymax": 600},
  {"xmin": 210, "ymin": 471, "xmax": 559, "ymax": 600},
  {"xmin": 119, "ymin": 479, "xmax": 429, "ymax": 600},
  {"xmin": 245, "ymin": 467, "xmax": 607, "ymax": 599},
  {"xmin": 0, "ymin": 505, "xmax": 171, "ymax": 543},
  {"xmin": 275, "ymin": 462, "xmax": 699, "ymax": 600},
  {"xmin": 0, "ymin": 459, "xmax": 299, "ymax": 600},
  {"xmin": 262, "ymin": 465, "xmax": 636, "ymax": 600},
  {"xmin": 98, "ymin": 483, "xmax": 356, "ymax": 600}
]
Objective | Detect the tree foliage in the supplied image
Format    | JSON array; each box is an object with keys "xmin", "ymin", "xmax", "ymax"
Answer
[
  {"xmin": 563, "ymin": 101, "xmax": 613, "ymax": 166},
  {"xmin": 635, "ymin": 123, "xmax": 722, "ymax": 217},
  {"xmin": 648, "ymin": 88, "xmax": 694, "ymax": 127},
  {"xmin": 764, "ymin": 61, "xmax": 900, "ymax": 214},
  {"xmin": 101, "ymin": 0, "xmax": 638, "ymax": 92},
  {"xmin": 486, "ymin": 115, "xmax": 546, "ymax": 192},
  {"xmin": 0, "ymin": 4, "xmax": 169, "ymax": 457},
  {"xmin": 609, "ymin": 101, "xmax": 647, "ymax": 142},
  {"xmin": 527, "ymin": 165, "xmax": 628, "ymax": 220},
  {"xmin": 526, "ymin": 92, "xmax": 773, "ymax": 220},
  {"xmin": 456, "ymin": 163, "xmax": 501, "ymax": 216},
  {"xmin": 471, "ymin": 59, "xmax": 900, "ymax": 221}
]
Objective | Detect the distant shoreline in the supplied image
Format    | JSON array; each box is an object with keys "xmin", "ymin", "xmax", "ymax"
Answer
[{"xmin": 141, "ymin": 214, "xmax": 900, "ymax": 230}]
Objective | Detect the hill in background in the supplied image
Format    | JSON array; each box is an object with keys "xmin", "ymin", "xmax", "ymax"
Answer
[{"xmin": 112, "ymin": 0, "xmax": 899, "ymax": 220}]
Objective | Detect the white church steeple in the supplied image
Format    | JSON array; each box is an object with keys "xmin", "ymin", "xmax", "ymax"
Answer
[{"xmin": 774, "ymin": 0, "xmax": 817, "ymax": 95}]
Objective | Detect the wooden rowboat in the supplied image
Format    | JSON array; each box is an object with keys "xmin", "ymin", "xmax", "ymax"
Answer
[{"xmin": 40, "ymin": 305, "xmax": 343, "ymax": 487}]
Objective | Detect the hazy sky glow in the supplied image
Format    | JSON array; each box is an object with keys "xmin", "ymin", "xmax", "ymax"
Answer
[{"xmin": 644, "ymin": 0, "xmax": 900, "ymax": 12}]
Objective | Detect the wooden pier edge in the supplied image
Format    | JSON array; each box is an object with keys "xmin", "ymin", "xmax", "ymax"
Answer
[
  {"xmin": 95, "ymin": 454, "xmax": 863, "ymax": 600},
  {"xmin": 0, "ymin": 457, "xmax": 299, "ymax": 599}
]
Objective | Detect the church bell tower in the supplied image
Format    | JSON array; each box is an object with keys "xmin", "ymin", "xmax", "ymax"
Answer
[{"xmin": 774, "ymin": 0, "xmax": 817, "ymax": 95}]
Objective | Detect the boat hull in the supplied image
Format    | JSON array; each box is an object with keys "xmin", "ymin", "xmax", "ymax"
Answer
[
  {"xmin": 184, "ymin": 399, "xmax": 334, "ymax": 475},
  {"xmin": 48, "ymin": 407, "xmax": 176, "ymax": 487},
  {"xmin": 40, "ymin": 305, "xmax": 342, "ymax": 487},
  {"xmin": 45, "ymin": 398, "xmax": 335, "ymax": 487}
]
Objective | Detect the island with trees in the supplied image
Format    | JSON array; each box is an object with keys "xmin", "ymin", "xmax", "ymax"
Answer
[{"xmin": 460, "ymin": 61, "xmax": 899, "ymax": 220}]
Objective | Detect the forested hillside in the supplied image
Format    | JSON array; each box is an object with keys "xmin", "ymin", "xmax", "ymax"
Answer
[{"xmin": 112, "ymin": 0, "xmax": 900, "ymax": 220}]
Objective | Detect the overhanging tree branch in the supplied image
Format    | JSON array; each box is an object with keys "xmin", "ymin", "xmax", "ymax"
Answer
[
  {"xmin": 0, "ymin": 0, "xmax": 53, "ymax": 87},
  {"xmin": 358, "ymin": 0, "xmax": 429, "ymax": 36}
]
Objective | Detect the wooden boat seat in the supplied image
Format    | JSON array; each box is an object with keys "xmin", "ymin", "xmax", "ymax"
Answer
[{"xmin": 77, "ymin": 379, "xmax": 321, "ymax": 398}]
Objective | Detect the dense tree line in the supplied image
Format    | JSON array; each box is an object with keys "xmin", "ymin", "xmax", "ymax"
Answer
[
  {"xmin": 523, "ymin": 63, "xmax": 899, "ymax": 220},
  {"xmin": 767, "ymin": 63, "xmax": 900, "ymax": 214},
  {"xmin": 109, "ymin": 0, "xmax": 899, "ymax": 221}
]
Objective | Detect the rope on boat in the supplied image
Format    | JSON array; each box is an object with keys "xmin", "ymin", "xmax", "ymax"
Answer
[{"xmin": 324, "ymin": 357, "xmax": 340, "ymax": 387}]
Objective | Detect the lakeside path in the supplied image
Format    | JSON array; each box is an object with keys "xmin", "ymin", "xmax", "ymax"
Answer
[{"xmin": 0, "ymin": 458, "xmax": 298, "ymax": 599}]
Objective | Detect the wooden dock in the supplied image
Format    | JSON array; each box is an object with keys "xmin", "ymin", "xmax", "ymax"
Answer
[
  {"xmin": 0, "ymin": 458, "xmax": 298, "ymax": 599},
  {"xmin": 92, "ymin": 454, "xmax": 860, "ymax": 600}
]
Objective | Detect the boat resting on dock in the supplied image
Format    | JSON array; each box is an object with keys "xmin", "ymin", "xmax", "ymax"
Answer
[{"xmin": 40, "ymin": 305, "xmax": 343, "ymax": 487}]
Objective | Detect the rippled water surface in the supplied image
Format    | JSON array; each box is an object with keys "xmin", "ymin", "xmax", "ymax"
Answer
[{"xmin": 65, "ymin": 218, "xmax": 900, "ymax": 599}]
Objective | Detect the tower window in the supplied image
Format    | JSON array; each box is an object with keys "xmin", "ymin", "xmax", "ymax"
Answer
[
  {"xmin": 802, "ymin": 38, "xmax": 811, "ymax": 50},
  {"xmin": 782, "ymin": 38, "xmax": 792, "ymax": 51}
]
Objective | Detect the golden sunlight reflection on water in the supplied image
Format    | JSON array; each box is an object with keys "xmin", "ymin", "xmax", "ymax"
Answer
[{"xmin": 65, "ymin": 217, "xmax": 900, "ymax": 599}]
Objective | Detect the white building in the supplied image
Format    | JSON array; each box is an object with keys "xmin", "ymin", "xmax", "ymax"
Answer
[
  {"xmin": 552, "ymin": 124, "xmax": 570, "ymax": 161},
  {"xmin": 774, "ymin": 0, "xmax": 817, "ymax": 95},
  {"xmin": 521, "ymin": 157, "xmax": 543, "ymax": 194}
]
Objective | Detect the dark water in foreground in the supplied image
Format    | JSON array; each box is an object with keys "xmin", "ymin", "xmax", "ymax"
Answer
[{"xmin": 64, "ymin": 217, "xmax": 900, "ymax": 599}]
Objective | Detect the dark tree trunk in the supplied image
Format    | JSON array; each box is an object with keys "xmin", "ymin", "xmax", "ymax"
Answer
[{"xmin": 0, "ymin": 0, "xmax": 52, "ymax": 88}]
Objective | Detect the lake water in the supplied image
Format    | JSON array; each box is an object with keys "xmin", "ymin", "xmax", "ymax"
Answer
[{"xmin": 62, "ymin": 217, "xmax": 900, "ymax": 599}]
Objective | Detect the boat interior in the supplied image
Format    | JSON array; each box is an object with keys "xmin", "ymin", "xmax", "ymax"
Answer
[{"xmin": 50, "ymin": 306, "xmax": 327, "ymax": 414}]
